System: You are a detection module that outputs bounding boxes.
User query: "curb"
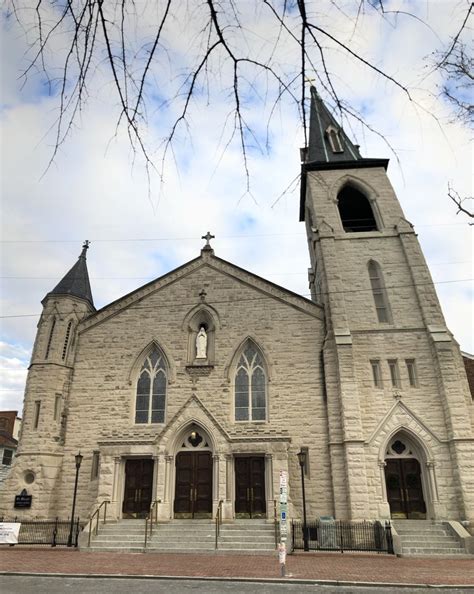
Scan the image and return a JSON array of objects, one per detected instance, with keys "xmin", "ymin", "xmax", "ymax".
[{"xmin": 1, "ymin": 572, "xmax": 473, "ymax": 588}]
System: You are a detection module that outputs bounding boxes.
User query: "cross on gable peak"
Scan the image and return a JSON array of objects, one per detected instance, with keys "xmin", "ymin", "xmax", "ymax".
[{"xmin": 201, "ymin": 231, "xmax": 215, "ymax": 252}]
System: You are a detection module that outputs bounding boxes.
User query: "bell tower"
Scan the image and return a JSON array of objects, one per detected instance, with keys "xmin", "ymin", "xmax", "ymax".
[
  {"xmin": 0, "ymin": 242, "xmax": 95, "ymax": 517},
  {"xmin": 301, "ymin": 87, "xmax": 473, "ymax": 522}
]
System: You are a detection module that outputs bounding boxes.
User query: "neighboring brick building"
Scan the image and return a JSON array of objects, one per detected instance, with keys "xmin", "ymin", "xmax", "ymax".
[
  {"xmin": 0, "ymin": 411, "xmax": 21, "ymax": 485},
  {"xmin": 1, "ymin": 88, "xmax": 472, "ymax": 528}
]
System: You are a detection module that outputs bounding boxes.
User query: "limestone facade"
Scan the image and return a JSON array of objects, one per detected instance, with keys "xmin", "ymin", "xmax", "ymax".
[{"xmin": 1, "ymin": 93, "xmax": 472, "ymax": 527}]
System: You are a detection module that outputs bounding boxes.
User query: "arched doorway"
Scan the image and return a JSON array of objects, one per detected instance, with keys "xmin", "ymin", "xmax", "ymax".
[
  {"xmin": 174, "ymin": 425, "xmax": 213, "ymax": 519},
  {"xmin": 384, "ymin": 436, "xmax": 426, "ymax": 519}
]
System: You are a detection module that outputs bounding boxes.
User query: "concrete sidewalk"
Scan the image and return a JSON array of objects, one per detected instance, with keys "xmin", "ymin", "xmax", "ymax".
[{"xmin": 0, "ymin": 548, "xmax": 473, "ymax": 587}]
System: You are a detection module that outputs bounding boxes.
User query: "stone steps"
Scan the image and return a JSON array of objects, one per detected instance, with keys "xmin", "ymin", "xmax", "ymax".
[
  {"xmin": 393, "ymin": 520, "xmax": 470, "ymax": 557},
  {"xmin": 85, "ymin": 518, "xmax": 277, "ymax": 554}
]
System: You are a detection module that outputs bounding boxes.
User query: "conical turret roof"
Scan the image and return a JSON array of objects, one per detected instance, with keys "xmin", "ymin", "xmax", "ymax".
[{"xmin": 44, "ymin": 241, "xmax": 94, "ymax": 308}]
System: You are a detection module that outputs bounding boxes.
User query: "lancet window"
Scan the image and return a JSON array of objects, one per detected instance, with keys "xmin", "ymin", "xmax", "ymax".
[
  {"xmin": 235, "ymin": 342, "xmax": 267, "ymax": 421},
  {"xmin": 368, "ymin": 260, "xmax": 391, "ymax": 323},
  {"xmin": 135, "ymin": 348, "xmax": 167, "ymax": 424}
]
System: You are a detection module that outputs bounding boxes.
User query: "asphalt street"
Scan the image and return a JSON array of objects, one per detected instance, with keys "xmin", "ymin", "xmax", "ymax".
[{"xmin": 1, "ymin": 576, "xmax": 473, "ymax": 594}]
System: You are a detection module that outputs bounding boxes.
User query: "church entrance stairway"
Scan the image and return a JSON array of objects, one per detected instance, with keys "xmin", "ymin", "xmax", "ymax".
[
  {"xmin": 83, "ymin": 519, "xmax": 277, "ymax": 554},
  {"xmin": 393, "ymin": 520, "xmax": 471, "ymax": 557}
]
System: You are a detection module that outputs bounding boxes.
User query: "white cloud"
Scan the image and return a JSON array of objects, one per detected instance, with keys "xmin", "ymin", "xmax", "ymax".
[{"xmin": 0, "ymin": 2, "xmax": 472, "ymax": 413}]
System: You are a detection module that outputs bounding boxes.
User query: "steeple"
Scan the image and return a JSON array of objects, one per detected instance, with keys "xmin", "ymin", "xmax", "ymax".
[
  {"xmin": 44, "ymin": 241, "xmax": 94, "ymax": 308},
  {"xmin": 307, "ymin": 86, "xmax": 363, "ymax": 164},
  {"xmin": 300, "ymin": 86, "xmax": 389, "ymax": 220}
]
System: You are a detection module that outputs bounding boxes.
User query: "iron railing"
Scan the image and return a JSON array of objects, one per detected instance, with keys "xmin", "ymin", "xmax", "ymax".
[
  {"xmin": 291, "ymin": 519, "xmax": 394, "ymax": 554},
  {"xmin": 215, "ymin": 499, "xmax": 223, "ymax": 549},
  {"xmin": 144, "ymin": 499, "xmax": 161, "ymax": 547},
  {"xmin": 86, "ymin": 500, "xmax": 110, "ymax": 547},
  {"xmin": 0, "ymin": 517, "xmax": 80, "ymax": 547}
]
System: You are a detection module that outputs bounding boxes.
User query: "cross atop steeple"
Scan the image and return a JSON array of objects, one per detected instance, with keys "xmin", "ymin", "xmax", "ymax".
[
  {"xmin": 80, "ymin": 240, "xmax": 90, "ymax": 257},
  {"xmin": 201, "ymin": 231, "xmax": 215, "ymax": 251}
]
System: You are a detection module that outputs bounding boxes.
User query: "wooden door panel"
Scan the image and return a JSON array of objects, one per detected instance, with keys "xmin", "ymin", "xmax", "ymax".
[
  {"xmin": 174, "ymin": 451, "xmax": 212, "ymax": 517},
  {"xmin": 385, "ymin": 458, "xmax": 426, "ymax": 519},
  {"xmin": 123, "ymin": 459, "xmax": 154, "ymax": 517},
  {"xmin": 235, "ymin": 456, "xmax": 266, "ymax": 518}
]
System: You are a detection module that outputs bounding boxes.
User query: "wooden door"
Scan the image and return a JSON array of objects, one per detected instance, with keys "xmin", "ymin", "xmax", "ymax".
[
  {"xmin": 122, "ymin": 459, "xmax": 154, "ymax": 518},
  {"xmin": 174, "ymin": 451, "xmax": 212, "ymax": 518},
  {"xmin": 235, "ymin": 457, "xmax": 266, "ymax": 518},
  {"xmin": 385, "ymin": 458, "xmax": 426, "ymax": 519}
]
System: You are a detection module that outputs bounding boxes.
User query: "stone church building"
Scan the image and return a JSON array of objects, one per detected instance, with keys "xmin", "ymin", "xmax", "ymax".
[{"xmin": 1, "ymin": 88, "xmax": 472, "ymax": 529}]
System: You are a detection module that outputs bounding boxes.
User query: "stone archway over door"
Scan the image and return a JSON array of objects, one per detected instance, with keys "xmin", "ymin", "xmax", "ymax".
[{"xmin": 384, "ymin": 438, "xmax": 426, "ymax": 519}]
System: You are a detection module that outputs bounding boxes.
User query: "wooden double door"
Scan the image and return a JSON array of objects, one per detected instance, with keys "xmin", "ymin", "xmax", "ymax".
[
  {"xmin": 235, "ymin": 456, "xmax": 266, "ymax": 518},
  {"xmin": 174, "ymin": 451, "xmax": 213, "ymax": 518},
  {"xmin": 385, "ymin": 458, "xmax": 426, "ymax": 519},
  {"xmin": 122, "ymin": 459, "xmax": 154, "ymax": 518}
]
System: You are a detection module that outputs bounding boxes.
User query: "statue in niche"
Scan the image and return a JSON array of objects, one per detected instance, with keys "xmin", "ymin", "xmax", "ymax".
[{"xmin": 196, "ymin": 325, "xmax": 208, "ymax": 359}]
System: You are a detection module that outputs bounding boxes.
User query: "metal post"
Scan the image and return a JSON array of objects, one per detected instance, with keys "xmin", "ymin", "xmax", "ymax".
[
  {"xmin": 297, "ymin": 449, "xmax": 309, "ymax": 551},
  {"xmin": 67, "ymin": 452, "xmax": 83, "ymax": 547}
]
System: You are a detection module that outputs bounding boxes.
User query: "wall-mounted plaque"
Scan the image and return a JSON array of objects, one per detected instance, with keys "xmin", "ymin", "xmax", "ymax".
[{"xmin": 14, "ymin": 489, "xmax": 32, "ymax": 508}]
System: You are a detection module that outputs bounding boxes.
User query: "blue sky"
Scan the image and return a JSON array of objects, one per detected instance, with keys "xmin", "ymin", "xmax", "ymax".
[{"xmin": 0, "ymin": 1, "xmax": 472, "ymax": 412}]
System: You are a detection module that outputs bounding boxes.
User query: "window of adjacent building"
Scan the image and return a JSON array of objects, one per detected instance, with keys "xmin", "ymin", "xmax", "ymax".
[
  {"xmin": 135, "ymin": 348, "xmax": 167, "ymax": 424},
  {"xmin": 368, "ymin": 260, "xmax": 391, "ymax": 323},
  {"xmin": 388, "ymin": 360, "xmax": 401, "ymax": 388},
  {"xmin": 91, "ymin": 451, "xmax": 100, "ymax": 480},
  {"xmin": 34, "ymin": 400, "xmax": 41, "ymax": 429},
  {"xmin": 235, "ymin": 342, "xmax": 267, "ymax": 422},
  {"xmin": 337, "ymin": 185, "xmax": 378, "ymax": 232},
  {"xmin": 62, "ymin": 320, "xmax": 73, "ymax": 360},
  {"xmin": 54, "ymin": 394, "xmax": 62, "ymax": 421},
  {"xmin": 45, "ymin": 319, "xmax": 56, "ymax": 359},
  {"xmin": 2, "ymin": 448, "xmax": 13, "ymax": 466},
  {"xmin": 326, "ymin": 125, "xmax": 344, "ymax": 153},
  {"xmin": 406, "ymin": 359, "xmax": 418, "ymax": 387},
  {"xmin": 371, "ymin": 360, "xmax": 383, "ymax": 388}
]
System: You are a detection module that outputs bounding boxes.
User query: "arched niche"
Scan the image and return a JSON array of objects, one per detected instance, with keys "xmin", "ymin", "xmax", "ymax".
[{"xmin": 183, "ymin": 306, "xmax": 219, "ymax": 365}]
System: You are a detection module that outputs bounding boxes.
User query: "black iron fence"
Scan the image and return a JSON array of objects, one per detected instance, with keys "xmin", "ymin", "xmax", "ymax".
[
  {"xmin": 0, "ymin": 518, "xmax": 80, "ymax": 547},
  {"xmin": 291, "ymin": 519, "xmax": 394, "ymax": 554}
]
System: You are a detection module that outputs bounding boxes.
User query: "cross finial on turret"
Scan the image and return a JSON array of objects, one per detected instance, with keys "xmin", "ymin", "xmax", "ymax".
[
  {"xmin": 201, "ymin": 231, "xmax": 215, "ymax": 250},
  {"xmin": 80, "ymin": 240, "xmax": 90, "ymax": 258}
]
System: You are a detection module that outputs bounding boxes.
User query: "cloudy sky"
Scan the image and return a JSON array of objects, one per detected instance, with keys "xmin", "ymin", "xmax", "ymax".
[{"xmin": 1, "ymin": 1, "xmax": 472, "ymax": 413}]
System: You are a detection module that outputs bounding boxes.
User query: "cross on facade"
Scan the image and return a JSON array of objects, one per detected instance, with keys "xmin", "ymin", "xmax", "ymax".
[
  {"xmin": 199, "ymin": 288, "xmax": 207, "ymax": 302},
  {"xmin": 201, "ymin": 231, "xmax": 215, "ymax": 248}
]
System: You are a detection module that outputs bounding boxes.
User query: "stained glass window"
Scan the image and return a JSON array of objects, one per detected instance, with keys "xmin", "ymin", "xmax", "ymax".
[
  {"xmin": 135, "ymin": 349, "xmax": 167, "ymax": 424},
  {"xmin": 235, "ymin": 343, "xmax": 267, "ymax": 421}
]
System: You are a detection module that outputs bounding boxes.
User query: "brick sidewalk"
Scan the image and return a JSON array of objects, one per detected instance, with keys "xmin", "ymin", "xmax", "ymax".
[{"xmin": 0, "ymin": 549, "xmax": 473, "ymax": 586}]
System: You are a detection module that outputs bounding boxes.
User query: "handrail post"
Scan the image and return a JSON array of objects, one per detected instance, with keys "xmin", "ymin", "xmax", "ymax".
[{"xmin": 215, "ymin": 500, "xmax": 223, "ymax": 550}]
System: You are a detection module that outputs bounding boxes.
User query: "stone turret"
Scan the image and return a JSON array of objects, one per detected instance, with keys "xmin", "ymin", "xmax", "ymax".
[{"xmin": 0, "ymin": 243, "xmax": 95, "ymax": 517}]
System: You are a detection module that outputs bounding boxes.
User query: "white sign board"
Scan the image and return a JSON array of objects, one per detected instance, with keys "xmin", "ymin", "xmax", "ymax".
[{"xmin": 0, "ymin": 523, "xmax": 21, "ymax": 544}]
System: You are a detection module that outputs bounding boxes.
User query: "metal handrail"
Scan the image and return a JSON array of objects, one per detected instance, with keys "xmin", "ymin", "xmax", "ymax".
[
  {"xmin": 87, "ymin": 500, "xmax": 110, "ymax": 547},
  {"xmin": 144, "ymin": 499, "xmax": 161, "ymax": 548},
  {"xmin": 273, "ymin": 499, "xmax": 279, "ymax": 549},
  {"xmin": 214, "ymin": 499, "xmax": 224, "ymax": 549}
]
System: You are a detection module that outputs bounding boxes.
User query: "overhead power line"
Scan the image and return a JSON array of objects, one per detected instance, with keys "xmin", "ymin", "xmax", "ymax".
[{"xmin": 0, "ymin": 277, "xmax": 471, "ymax": 320}]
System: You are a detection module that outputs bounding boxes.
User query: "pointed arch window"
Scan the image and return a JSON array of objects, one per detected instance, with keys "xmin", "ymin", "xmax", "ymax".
[
  {"xmin": 326, "ymin": 125, "xmax": 344, "ymax": 153},
  {"xmin": 62, "ymin": 320, "xmax": 73, "ymax": 360},
  {"xmin": 135, "ymin": 348, "xmax": 167, "ymax": 424},
  {"xmin": 368, "ymin": 260, "xmax": 391, "ymax": 323},
  {"xmin": 337, "ymin": 185, "xmax": 377, "ymax": 232},
  {"xmin": 235, "ymin": 342, "xmax": 267, "ymax": 421},
  {"xmin": 45, "ymin": 319, "xmax": 56, "ymax": 359}
]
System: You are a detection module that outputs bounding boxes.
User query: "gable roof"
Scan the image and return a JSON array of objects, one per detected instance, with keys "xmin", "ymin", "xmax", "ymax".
[{"xmin": 79, "ymin": 248, "xmax": 323, "ymax": 332}]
